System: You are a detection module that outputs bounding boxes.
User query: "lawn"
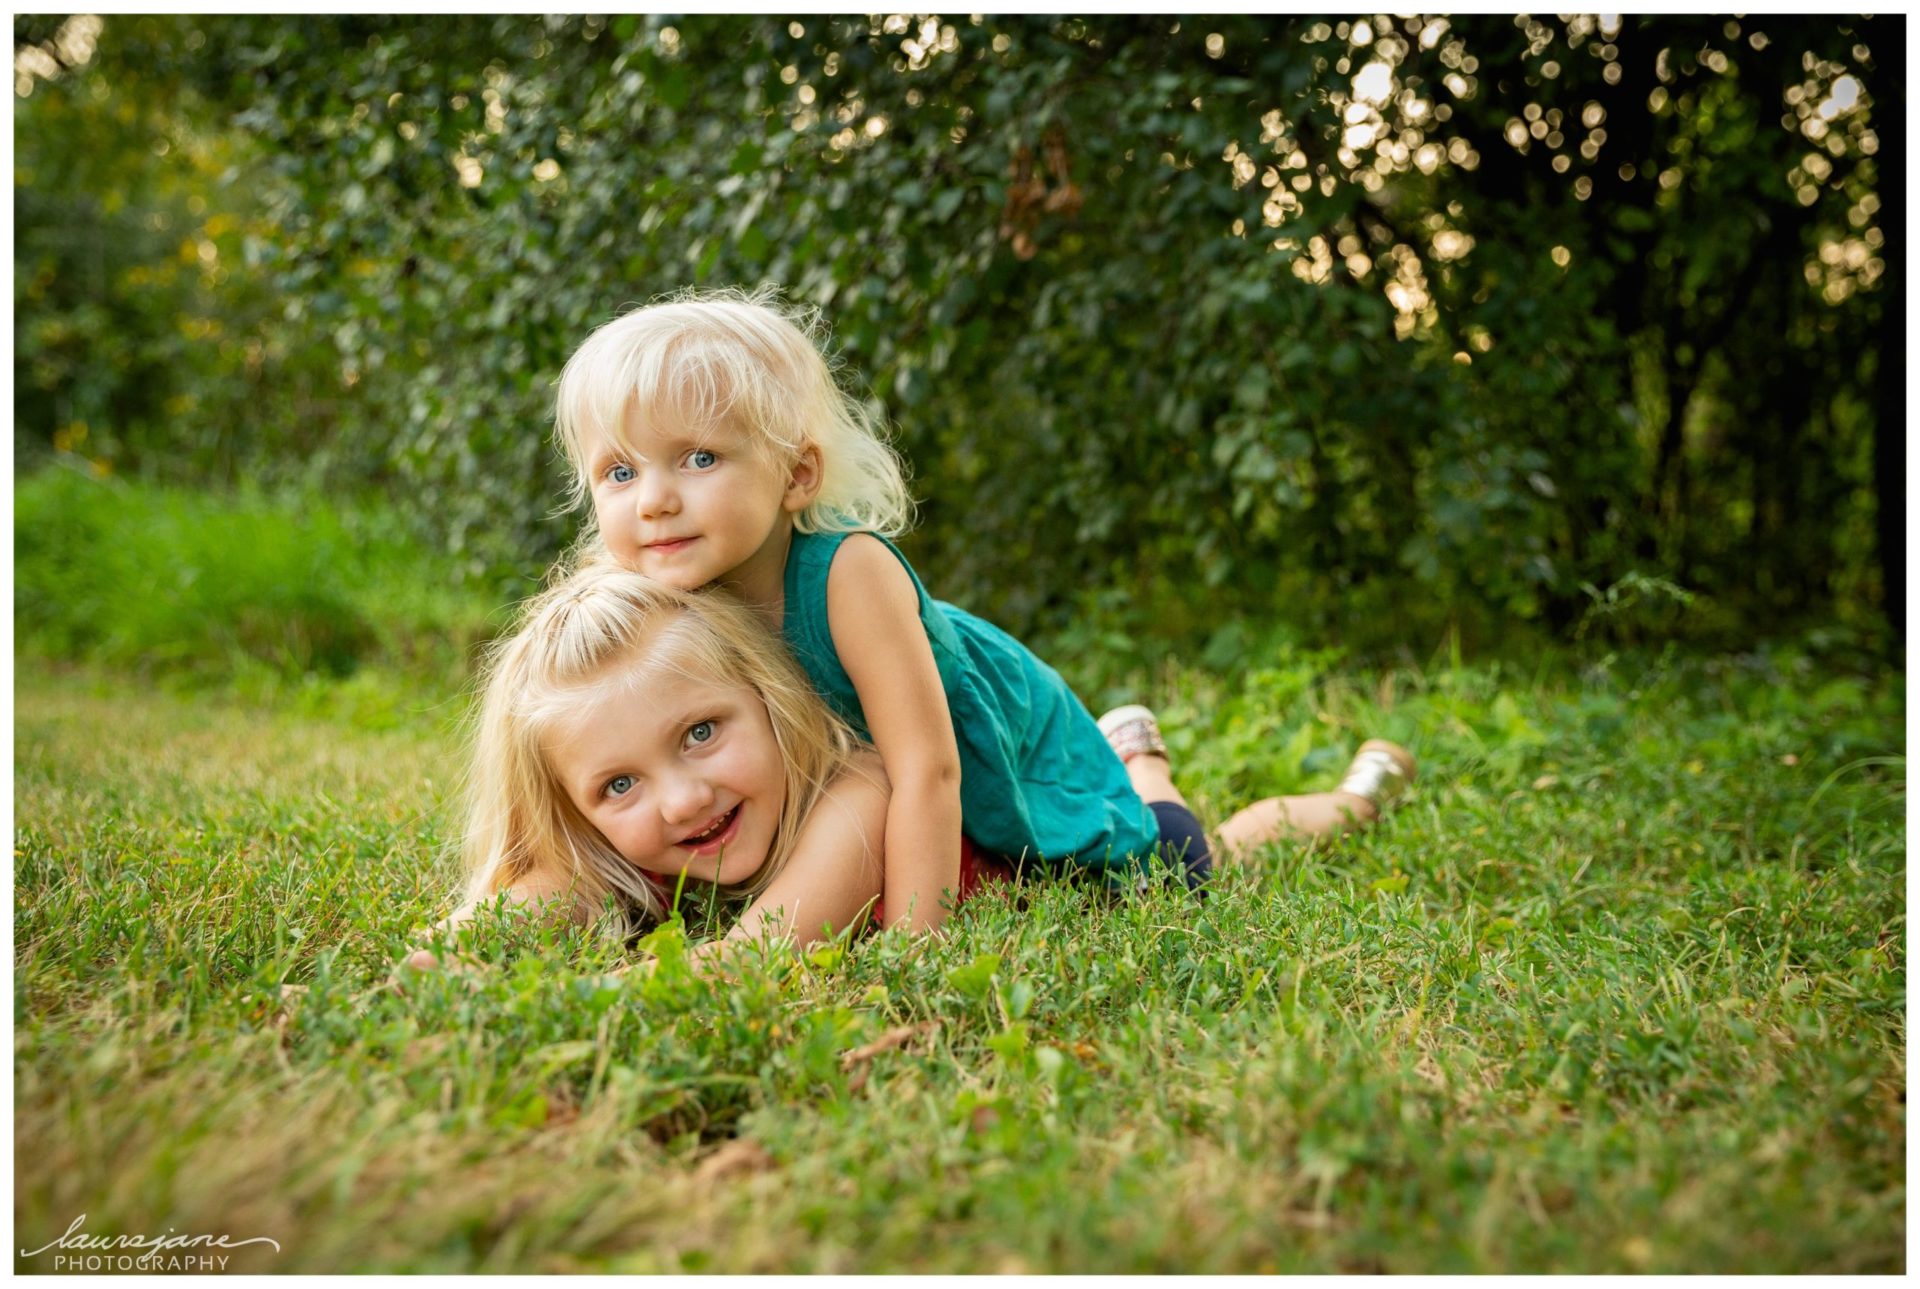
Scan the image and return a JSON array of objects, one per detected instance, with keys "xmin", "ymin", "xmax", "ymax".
[{"xmin": 12, "ymin": 641, "xmax": 1904, "ymax": 1272}]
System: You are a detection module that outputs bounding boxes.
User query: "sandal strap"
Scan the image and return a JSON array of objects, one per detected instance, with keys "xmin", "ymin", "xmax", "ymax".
[
  {"xmin": 1097, "ymin": 705, "xmax": 1168, "ymax": 763},
  {"xmin": 1338, "ymin": 746, "xmax": 1411, "ymax": 804}
]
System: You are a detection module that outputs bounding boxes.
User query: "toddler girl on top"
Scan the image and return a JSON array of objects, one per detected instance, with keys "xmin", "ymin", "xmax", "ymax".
[{"xmin": 540, "ymin": 288, "xmax": 1412, "ymax": 932}]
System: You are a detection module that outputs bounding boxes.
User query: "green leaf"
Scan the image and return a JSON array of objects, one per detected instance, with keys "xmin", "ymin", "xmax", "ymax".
[
  {"xmin": 930, "ymin": 187, "xmax": 965, "ymax": 223},
  {"xmin": 947, "ymin": 952, "xmax": 1001, "ymax": 999},
  {"xmin": 985, "ymin": 1021, "xmax": 1029, "ymax": 1061},
  {"xmin": 729, "ymin": 138, "xmax": 764, "ymax": 175},
  {"xmin": 1001, "ymin": 977, "xmax": 1034, "ymax": 1020}
]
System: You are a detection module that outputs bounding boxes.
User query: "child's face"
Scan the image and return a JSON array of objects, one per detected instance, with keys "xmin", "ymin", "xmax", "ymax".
[
  {"xmin": 548, "ymin": 664, "xmax": 787, "ymax": 888},
  {"xmin": 583, "ymin": 409, "xmax": 811, "ymax": 594}
]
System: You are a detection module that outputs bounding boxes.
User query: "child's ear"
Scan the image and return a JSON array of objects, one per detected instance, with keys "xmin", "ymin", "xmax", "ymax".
[{"xmin": 784, "ymin": 443, "xmax": 824, "ymax": 512}]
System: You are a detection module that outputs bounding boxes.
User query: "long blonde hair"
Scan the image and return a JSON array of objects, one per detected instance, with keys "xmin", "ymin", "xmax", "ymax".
[
  {"xmin": 553, "ymin": 285, "xmax": 914, "ymax": 538},
  {"xmin": 458, "ymin": 555, "xmax": 858, "ymax": 932}
]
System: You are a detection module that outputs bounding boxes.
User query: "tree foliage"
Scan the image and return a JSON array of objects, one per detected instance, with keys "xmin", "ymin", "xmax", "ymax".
[{"xmin": 14, "ymin": 14, "xmax": 1901, "ymax": 647}]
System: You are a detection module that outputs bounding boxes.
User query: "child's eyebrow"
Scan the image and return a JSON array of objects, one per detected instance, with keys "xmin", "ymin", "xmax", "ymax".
[
  {"xmin": 585, "ymin": 440, "xmax": 629, "ymax": 468},
  {"xmin": 670, "ymin": 423, "xmax": 734, "ymax": 453},
  {"xmin": 593, "ymin": 424, "xmax": 732, "ymax": 467},
  {"xmin": 552, "ymin": 740, "xmax": 621, "ymax": 796},
  {"xmin": 667, "ymin": 704, "xmax": 718, "ymax": 730}
]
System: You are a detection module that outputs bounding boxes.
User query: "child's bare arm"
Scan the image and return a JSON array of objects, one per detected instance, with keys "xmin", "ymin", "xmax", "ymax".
[
  {"xmin": 710, "ymin": 749, "xmax": 890, "ymax": 959},
  {"xmin": 826, "ymin": 533, "xmax": 963, "ymax": 934},
  {"xmin": 594, "ymin": 758, "xmax": 886, "ymax": 986}
]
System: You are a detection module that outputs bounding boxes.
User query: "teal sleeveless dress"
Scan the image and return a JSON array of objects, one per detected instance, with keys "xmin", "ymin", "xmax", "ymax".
[{"xmin": 781, "ymin": 529, "xmax": 1160, "ymax": 876}]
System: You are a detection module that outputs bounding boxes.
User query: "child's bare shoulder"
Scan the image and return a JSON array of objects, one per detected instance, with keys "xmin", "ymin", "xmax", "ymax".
[
  {"xmin": 824, "ymin": 532, "xmax": 919, "ymax": 625},
  {"xmin": 836, "ymin": 745, "xmax": 891, "ymax": 794},
  {"xmin": 826, "ymin": 530, "xmax": 901, "ymax": 582}
]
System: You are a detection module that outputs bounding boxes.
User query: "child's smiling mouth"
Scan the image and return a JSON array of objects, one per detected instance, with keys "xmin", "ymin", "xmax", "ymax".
[
  {"xmin": 679, "ymin": 803, "xmax": 742, "ymax": 854},
  {"xmin": 645, "ymin": 537, "xmax": 698, "ymax": 555}
]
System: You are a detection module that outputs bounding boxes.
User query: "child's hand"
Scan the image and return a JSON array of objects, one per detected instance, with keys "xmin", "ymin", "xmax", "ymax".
[{"xmin": 392, "ymin": 945, "xmax": 487, "ymax": 991}]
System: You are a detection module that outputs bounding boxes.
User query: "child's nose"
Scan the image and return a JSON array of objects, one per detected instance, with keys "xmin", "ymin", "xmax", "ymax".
[
  {"xmin": 661, "ymin": 773, "xmax": 715, "ymax": 826},
  {"xmin": 634, "ymin": 468, "xmax": 677, "ymax": 518}
]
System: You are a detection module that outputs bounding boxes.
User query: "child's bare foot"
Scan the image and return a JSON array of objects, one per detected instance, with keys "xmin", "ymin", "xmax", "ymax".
[{"xmin": 1205, "ymin": 737, "xmax": 1418, "ymax": 861}]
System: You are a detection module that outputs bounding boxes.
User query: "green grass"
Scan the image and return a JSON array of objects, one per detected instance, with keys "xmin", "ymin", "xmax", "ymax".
[
  {"xmin": 15, "ymin": 468, "xmax": 505, "ymax": 691},
  {"xmin": 14, "ymin": 634, "xmax": 1904, "ymax": 1272}
]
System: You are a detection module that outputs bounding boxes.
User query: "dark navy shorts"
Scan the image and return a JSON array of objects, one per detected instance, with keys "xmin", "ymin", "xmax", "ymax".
[
  {"xmin": 892, "ymin": 806, "xmax": 1215, "ymax": 920},
  {"xmin": 1149, "ymin": 800, "xmax": 1214, "ymax": 892}
]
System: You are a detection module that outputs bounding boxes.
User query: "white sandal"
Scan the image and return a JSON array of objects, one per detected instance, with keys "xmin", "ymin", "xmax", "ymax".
[
  {"xmin": 1337, "ymin": 739, "xmax": 1417, "ymax": 808},
  {"xmin": 1097, "ymin": 704, "xmax": 1168, "ymax": 764}
]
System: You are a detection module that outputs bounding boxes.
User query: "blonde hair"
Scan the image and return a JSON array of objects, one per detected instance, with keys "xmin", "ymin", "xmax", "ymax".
[
  {"xmin": 457, "ymin": 554, "xmax": 859, "ymax": 934},
  {"xmin": 553, "ymin": 285, "xmax": 914, "ymax": 538}
]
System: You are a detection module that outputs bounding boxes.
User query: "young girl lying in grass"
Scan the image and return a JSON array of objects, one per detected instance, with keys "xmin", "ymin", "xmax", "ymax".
[
  {"xmin": 427, "ymin": 558, "xmax": 890, "ymax": 963},
  {"xmin": 415, "ymin": 559, "xmax": 1413, "ymax": 969}
]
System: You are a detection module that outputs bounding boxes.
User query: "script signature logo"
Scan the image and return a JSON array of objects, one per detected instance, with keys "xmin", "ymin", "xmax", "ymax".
[{"xmin": 21, "ymin": 1213, "xmax": 282, "ymax": 1268}]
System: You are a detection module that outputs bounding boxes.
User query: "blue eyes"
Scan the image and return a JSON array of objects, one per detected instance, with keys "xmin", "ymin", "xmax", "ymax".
[
  {"xmin": 601, "ymin": 451, "xmax": 717, "ymax": 484},
  {"xmin": 598, "ymin": 722, "xmax": 714, "ymax": 800}
]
